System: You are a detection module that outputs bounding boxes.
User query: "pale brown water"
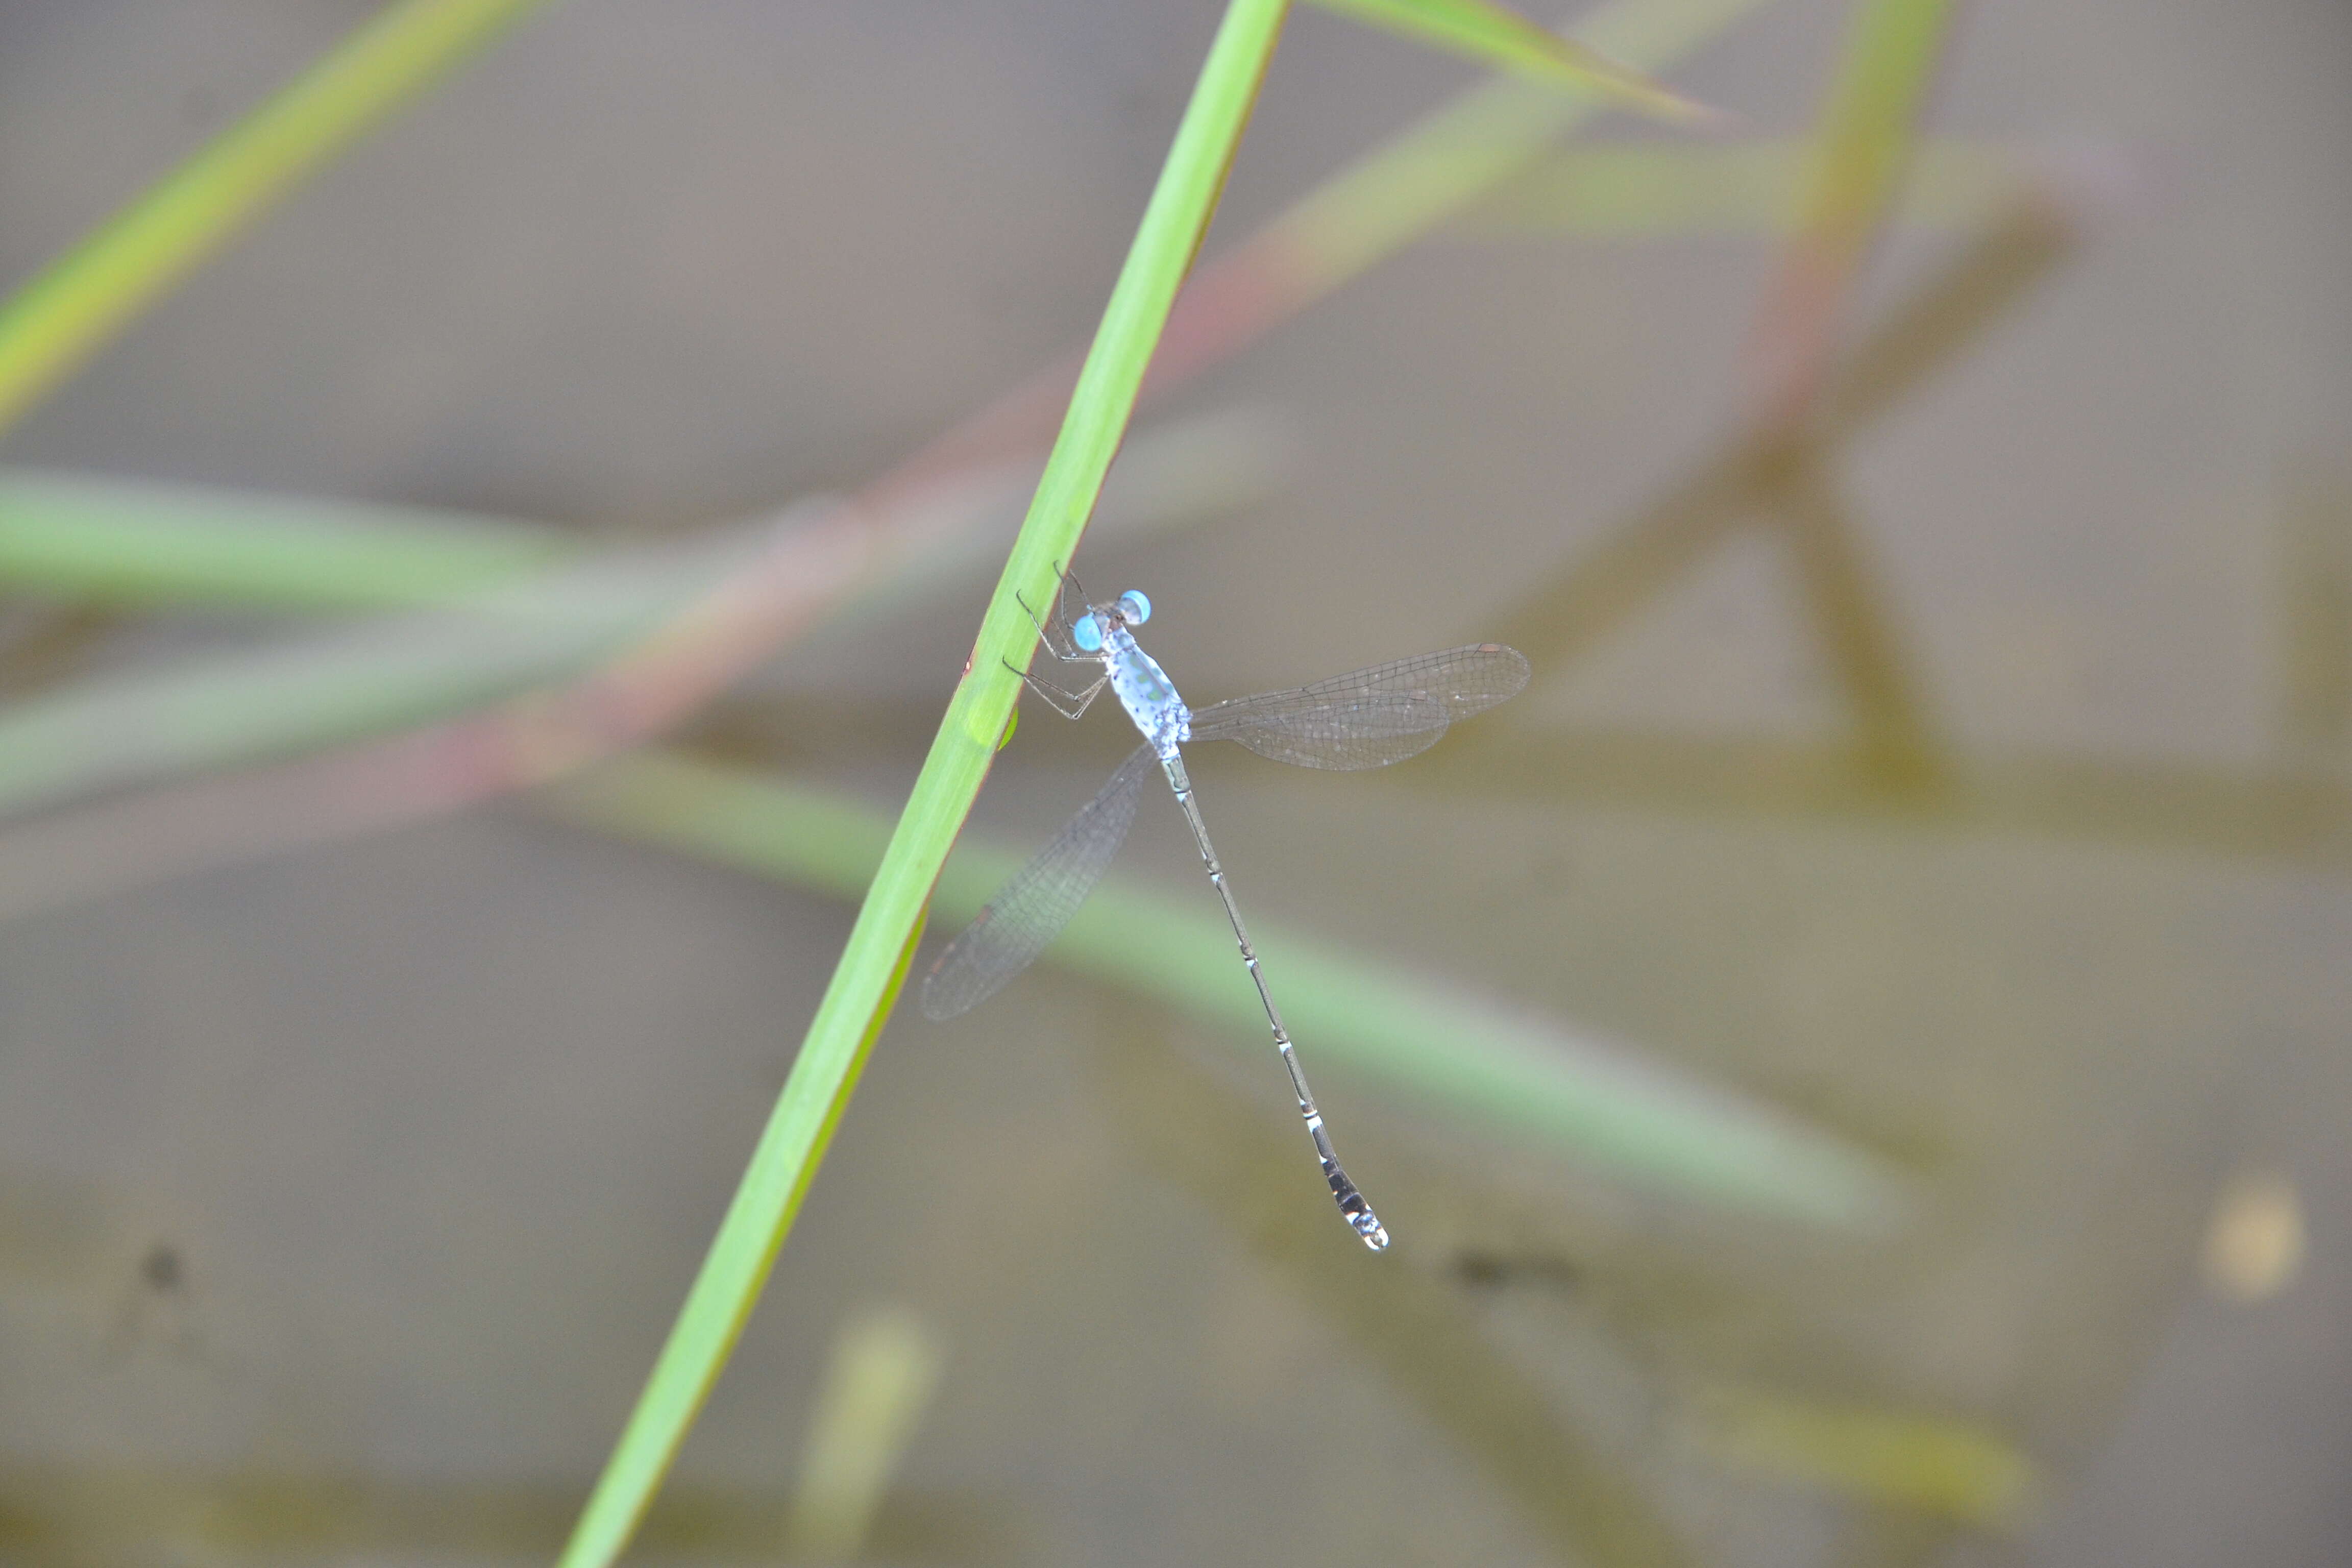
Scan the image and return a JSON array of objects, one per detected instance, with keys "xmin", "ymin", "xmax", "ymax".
[{"xmin": 0, "ymin": 2, "xmax": 2346, "ymax": 1564}]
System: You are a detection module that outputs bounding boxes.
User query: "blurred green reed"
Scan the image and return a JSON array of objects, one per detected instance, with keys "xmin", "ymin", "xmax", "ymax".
[
  {"xmin": 785, "ymin": 1306, "xmax": 948, "ymax": 1562},
  {"xmin": 1457, "ymin": 138, "xmax": 2024, "ymax": 237},
  {"xmin": 0, "ymin": 0, "xmax": 560, "ymax": 437},
  {"xmin": 0, "ymin": 529, "xmax": 749, "ymax": 818},
  {"xmin": 0, "ymin": 414, "xmax": 1277, "ymax": 821},
  {"xmin": 1746, "ymin": 0, "xmax": 1960, "ymax": 421},
  {"xmin": 1682, "ymin": 1383, "xmax": 2034, "ymax": 1530},
  {"xmin": 1310, "ymin": 0, "xmax": 1718, "ymax": 121},
  {"xmin": 0, "ymin": 470, "xmax": 570, "ymax": 610},
  {"xmin": 547, "ymin": 750, "xmax": 1906, "ymax": 1230},
  {"xmin": 1741, "ymin": 0, "xmax": 1958, "ymax": 783}
]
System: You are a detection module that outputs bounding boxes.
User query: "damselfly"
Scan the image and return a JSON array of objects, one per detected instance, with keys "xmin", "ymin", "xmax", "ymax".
[{"xmin": 923, "ymin": 572, "xmax": 1529, "ymax": 1250}]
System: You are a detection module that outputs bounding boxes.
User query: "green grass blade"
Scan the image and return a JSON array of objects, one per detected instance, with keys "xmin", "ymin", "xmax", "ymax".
[
  {"xmin": 548, "ymin": 751, "xmax": 1907, "ymax": 1231},
  {"xmin": 783, "ymin": 1306, "xmax": 947, "ymax": 1561},
  {"xmin": 1239, "ymin": 0, "xmax": 1771, "ymax": 304},
  {"xmin": 0, "ymin": 0, "xmax": 557, "ymax": 437},
  {"xmin": 0, "ymin": 408, "xmax": 1276, "ymax": 617},
  {"xmin": 0, "ymin": 470, "xmax": 571, "ymax": 610},
  {"xmin": 1302, "ymin": 0, "xmax": 1718, "ymax": 125},
  {"xmin": 0, "ymin": 525, "xmax": 774, "ymax": 821},
  {"xmin": 565, "ymin": 910, "xmax": 925, "ymax": 1561},
  {"xmin": 555, "ymin": 3, "xmax": 1294, "ymax": 1560},
  {"xmin": 1747, "ymin": 0, "xmax": 1960, "ymax": 418},
  {"xmin": 0, "ymin": 415, "xmax": 1279, "ymax": 825},
  {"xmin": 1455, "ymin": 139, "xmax": 2024, "ymax": 238}
]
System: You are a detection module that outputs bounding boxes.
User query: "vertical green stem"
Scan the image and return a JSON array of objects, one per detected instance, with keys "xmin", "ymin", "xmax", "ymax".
[{"xmin": 556, "ymin": 3, "xmax": 1291, "ymax": 1562}]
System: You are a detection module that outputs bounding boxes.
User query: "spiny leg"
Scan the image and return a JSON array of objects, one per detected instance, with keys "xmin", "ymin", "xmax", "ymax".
[
  {"xmin": 1054, "ymin": 561, "xmax": 1093, "ymax": 628},
  {"xmin": 1016, "ymin": 562, "xmax": 1107, "ymax": 666},
  {"xmin": 1009, "ymin": 560, "xmax": 1110, "ymax": 716},
  {"xmin": 1009, "ymin": 659, "xmax": 1109, "ymax": 720},
  {"xmin": 1016, "ymin": 584, "xmax": 1082, "ymax": 662}
]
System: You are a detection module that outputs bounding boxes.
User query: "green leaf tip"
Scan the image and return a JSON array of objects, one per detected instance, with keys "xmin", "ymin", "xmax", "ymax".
[{"xmin": 1304, "ymin": 0, "xmax": 1724, "ymax": 127}]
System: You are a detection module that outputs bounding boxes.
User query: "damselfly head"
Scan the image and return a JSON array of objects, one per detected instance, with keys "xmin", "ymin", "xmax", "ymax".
[{"xmin": 1073, "ymin": 590, "xmax": 1150, "ymax": 653}]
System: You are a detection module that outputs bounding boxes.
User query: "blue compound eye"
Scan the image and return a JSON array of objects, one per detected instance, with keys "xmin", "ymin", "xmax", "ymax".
[
  {"xmin": 1071, "ymin": 612, "xmax": 1104, "ymax": 652},
  {"xmin": 1117, "ymin": 590, "xmax": 1152, "ymax": 625}
]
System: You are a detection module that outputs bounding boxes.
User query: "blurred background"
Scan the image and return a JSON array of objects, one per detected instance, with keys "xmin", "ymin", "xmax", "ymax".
[{"xmin": 0, "ymin": 1, "xmax": 2346, "ymax": 1563}]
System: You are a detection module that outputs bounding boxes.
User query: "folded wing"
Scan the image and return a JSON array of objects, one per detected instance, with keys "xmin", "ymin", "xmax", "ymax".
[{"xmin": 920, "ymin": 743, "xmax": 1159, "ymax": 1021}]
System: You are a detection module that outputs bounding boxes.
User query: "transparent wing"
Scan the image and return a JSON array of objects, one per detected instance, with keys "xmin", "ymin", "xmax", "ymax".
[
  {"xmin": 920, "ymin": 744, "xmax": 1158, "ymax": 1021},
  {"xmin": 1188, "ymin": 643, "xmax": 1531, "ymax": 770}
]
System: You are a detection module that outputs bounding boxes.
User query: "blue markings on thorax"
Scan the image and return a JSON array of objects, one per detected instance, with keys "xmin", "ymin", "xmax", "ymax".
[{"xmin": 1102, "ymin": 624, "xmax": 1191, "ymax": 758}]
